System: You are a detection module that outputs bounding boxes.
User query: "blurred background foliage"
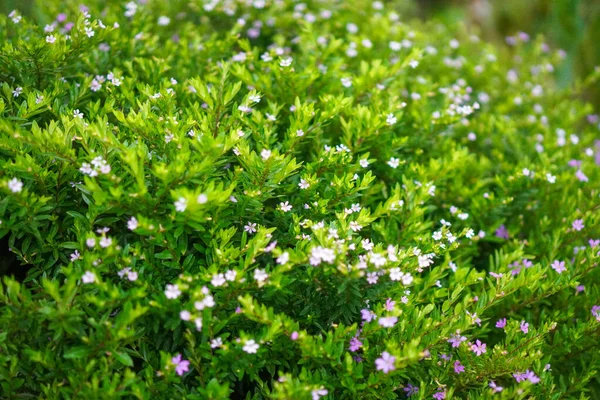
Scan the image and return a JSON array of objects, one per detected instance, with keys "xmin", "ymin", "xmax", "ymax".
[
  {"xmin": 418, "ymin": 0, "xmax": 600, "ymax": 106},
  {"xmin": 2, "ymin": 0, "xmax": 599, "ymax": 105}
]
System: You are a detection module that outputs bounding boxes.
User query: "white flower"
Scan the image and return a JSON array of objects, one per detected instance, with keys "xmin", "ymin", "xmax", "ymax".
[
  {"xmin": 127, "ymin": 271, "xmax": 138, "ymax": 281},
  {"xmin": 546, "ymin": 173, "xmax": 556, "ymax": 183},
  {"xmin": 279, "ymin": 201, "xmax": 292, "ymax": 212},
  {"xmin": 341, "ymin": 77, "xmax": 352, "ymax": 87},
  {"xmin": 243, "ymin": 339, "xmax": 260, "ymax": 353},
  {"xmin": 254, "ymin": 269, "xmax": 268, "ymax": 282},
  {"xmin": 349, "ymin": 221, "xmax": 362, "ymax": 232},
  {"xmin": 81, "ymin": 271, "xmax": 96, "ymax": 284},
  {"xmin": 279, "ymin": 57, "xmax": 293, "ymax": 67},
  {"xmin": 86, "ymin": 238, "xmax": 96, "ymax": 248},
  {"xmin": 84, "ymin": 27, "xmax": 94, "ymax": 37},
  {"xmin": 12, "ymin": 87, "xmax": 22, "ymax": 97},
  {"xmin": 458, "ymin": 213, "xmax": 469, "ymax": 220},
  {"xmin": 370, "ymin": 253, "xmax": 387, "ymax": 267},
  {"xmin": 359, "ymin": 159, "xmax": 369, "ymax": 168},
  {"xmin": 7, "ymin": 178, "xmax": 23, "ymax": 193},
  {"xmin": 157, "ymin": 16, "xmax": 171, "ymax": 26},
  {"xmin": 210, "ymin": 337, "xmax": 223, "ymax": 348},
  {"xmin": 244, "ymin": 222, "xmax": 257, "ymax": 234},
  {"xmin": 387, "ymin": 157, "xmax": 400, "ymax": 168},
  {"xmin": 225, "ymin": 270, "xmax": 237, "ymax": 281},
  {"xmin": 194, "ymin": 318, "xmax": 203, "ymax": 331},
  {"xmin": 175, "ymin": 197, "xmax": 188, "ymax": 212},
  {"xmin": 261, "ymin": 149, "xmax": 272, "ymax": 160},
  {"xmin": 211, "ymin": 273, "xmax": 226, "ymax": 287},
  {"xmin": 361, "ymin": 239, "xmax": 374, "ymax": 251},
  {"xmin": 46, "ymin": 35, "xmax": 56, "ymax": 44},
  {"xmin": 298, "ymin": 179, "xmax": 310, "ymax": 189},
  {"xmin": 466, "ymin": 229, "xmax": 475, "ymax": 239},
  {"xmin": 432, "ymin": 231, "xmax": 443, "ymax": 241},
  {"xmin": 73, "ymin": 109, "xmax": 84, "ymax": 119},
  {"xmin": 312, "ymin": 388, "xmax": 329, "ymax": 400},
  {"xmin": 386, "ymin": 113, "xmax": 397, "ymax": 125},
  {"xmin": 180, "ymin": 310, "xmax": 191, "ymax": 321},
  {"xmin": 276, "ymin": 252, "xmax": 290, "ymax": 265},
  {"xmin": 389, "ymin": 268, "xmax": 403, "ymax": 281},
  {"xmin": 165, "ymin": 284, "xmax": 182, "ymax": 299},
  {"xmin": 296, "ymin": 129, "xmax": 304, "ymax": 137},
  {"xmin": 127, "ymin": 217, "xmax": 138, "ymax": 230},
  {"xmin": 309, "ymin": 246, "xmax": 336, "ymax": 266},
  {"xmin": 197, "ymin": 193, "xmax": 208, "ymax": 204},
  {"xmin": 99, "ymin": 237, "xmax": 112, "ymax": 248}
]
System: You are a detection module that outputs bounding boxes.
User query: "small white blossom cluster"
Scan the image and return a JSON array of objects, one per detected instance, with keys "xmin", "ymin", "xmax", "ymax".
[{"xmin": 80, "ymin": 156, "xmax": 111, "ymax": 176}]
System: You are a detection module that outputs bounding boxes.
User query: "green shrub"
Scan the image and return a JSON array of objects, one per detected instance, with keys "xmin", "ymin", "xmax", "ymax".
[{"xmin": 1, "ymin": 1, "xmax": 599, "ymax": 399}]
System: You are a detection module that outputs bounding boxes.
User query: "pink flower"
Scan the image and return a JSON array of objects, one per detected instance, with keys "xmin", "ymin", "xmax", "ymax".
[
  {"xmin": 454, "ymin": 360, "xmax": 465, "ymax": 374},
  {"xmin": 290, "ymin": 331, "xmax": 299, "ymax": 340},
  {"xmin": 589, "ymin": 239, "xmax": 599, "ymax": 248},
  {"xmin": 385, "ymin": 298, "xmax": 396, "ymax": 311},
  {"xmin": 375, "ymin": 351, "xmax": 396, "ymax": 374},
  {"xmin": 470, "ymin": 340, "xmax": 487, "ymax": 356},
  {"xmin": 171, "ymin": 354, "xmax": 190, "ymax": 376},
  {"xmin": 551, "ymin": 260, "xmax": 566, "ymax": 274},
  {"xmin": 520, "ymin": 320, "xmax": 529, "ymax": 334},
  {"xmin": 433, "ymin": 389, "xmax": 446, "ymax": 400},
  {"xmin": 378, "ymin": 316, "xmax": 398, "ymax": 328},
  {"xmin": 572, "ymin": 219, "xmax": 584, "ymax": 231},
  {"xmin": 496, "ymin": 318, "xmax": 507, "ymax": 329}
]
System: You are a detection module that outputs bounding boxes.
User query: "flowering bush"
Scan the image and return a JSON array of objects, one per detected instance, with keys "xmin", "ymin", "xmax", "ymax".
[{"xmin": 1, "ymin": 1, "xmax": 600, "ymax": 399}]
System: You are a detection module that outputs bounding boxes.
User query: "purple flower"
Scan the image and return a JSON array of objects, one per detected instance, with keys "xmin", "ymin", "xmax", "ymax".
[
  {"xmin": 592, "ymin": 305, "xmax": 600, "ymax": 321},
  {"xmin": 496, "ymin": 318, "xmax": 507, "ymax": 329},
  {"xmin": 495, "ymin": 225, "xmax": 509, "ymax": 239},
  {"xmin": 433, "ymin": 389, "xmax": 446, "ymax": 400},
  {"xmin": 349, "ymin": 337, "xmax": 363, "ymax": 352},
  {"xmin": 454, "ymin": 360, "xmax": 465, "ymax": 374},
  {"xmin": 489, "ymin": 381, "xmax": 503, "ymax": 393},
  {"xmin": 447, "ymin": 332, "xmax": 467, "ymax": 348},
  {"xmin": 589, "ymin": 239, "xmax": 599, "ymax": 248},
  {"xmin": 551, "ymin": 260, "xmax": 566, "ymax": 274},
  {"xmin": 572, "ymin": 219, "xmax": 584, "ymax": 231},
  {"xmin": 576, "ymin": 285, "xmax": 585, "ymax": 293},
  {"xmin": 375, "ymin": 351, "xmax": 396, "ymax": 374},
  {"xmin": 470, "ymin": 340, "xmax": 487, "ymax": 356},
  {"xmin": 171, "ymin": 353, "xmax": 190, "ymax": 376},
  {"xmin": 403, "ymin": 383, "xmax": 419, "ymax": 397},
  {"xmin": 576, "ymin": 169, "xmax": 588, "ymax": 182},
  {"xmin": 361, "ymin": 309, "xmax": 376, "ymax": 322},
  {"xmin": 522, "ymin": 259, "xmax": 533, "ymax": 268},
  {"xmin": 520, "ymin": 320, "xmax": 529, "ymax": 334},
  {"xmin": 568, "ymin": 159, "xmax": 582, "ymax": 168},
  {"xmin": 513, "ymin": 370, "xmax": 540, "ymax": 384}
]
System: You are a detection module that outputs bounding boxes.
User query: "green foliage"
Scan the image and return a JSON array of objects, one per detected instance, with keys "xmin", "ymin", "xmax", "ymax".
[{"xmin": 0, "ymin": 1, "xmax": 599, "ymax": 399}]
